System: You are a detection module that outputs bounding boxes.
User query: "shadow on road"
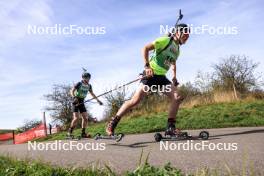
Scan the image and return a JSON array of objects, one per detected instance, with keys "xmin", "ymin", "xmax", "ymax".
[
  {"xmin": 211, "ymin": 129, "xmax": 264, "ymax": 138},
  {"xmin": 108, "ymin": 129, "xmax": 264, "ymax": 148},
  {"xmin": 109, "ymin": 137, "xmax": 220, "ymax": 148},
  {"xmin": 109, "ymin": 141, "xmax": 155, "ymax": 148}
]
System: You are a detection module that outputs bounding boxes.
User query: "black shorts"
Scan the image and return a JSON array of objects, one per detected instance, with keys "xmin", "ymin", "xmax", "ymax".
[
  {"xmin": 72, "ymin": 99, "xmax": 87, "ymax": 113},
  {"xmin": 140, "ymin": 74, "xmax": 171, "ymax": 87}
]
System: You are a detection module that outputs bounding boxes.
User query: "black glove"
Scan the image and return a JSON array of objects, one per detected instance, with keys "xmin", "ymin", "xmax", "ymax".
[
  {"xmin": 72, "ymin": 97, "xmax": 79, "ymax": 105},
  {"xmin": 174, "ymin": 80, "xmax": 179, "ymax": 87},
  {"xmin": 98, "ymin": 101, "xmax": 103, "ymax": 105},
  {"xmin": 93, "ymin": 118, "xmax": 98, "ymax": 123},
  {"xmin": 172, "ymin": 78, "xmax": 179, "ymax": 87},
  {"xmin": 88, "ymin": 117, "xmax": 97, "ymax": 123}
]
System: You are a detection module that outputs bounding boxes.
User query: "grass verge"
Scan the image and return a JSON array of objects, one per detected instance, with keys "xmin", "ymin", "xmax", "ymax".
[
  {"xmin": 37, "ymin": 100, "xmax": 264, "ymax": 142},
  {"xmin": 0, "ymin": 154, "xmax": 259, "ymax": 176}
]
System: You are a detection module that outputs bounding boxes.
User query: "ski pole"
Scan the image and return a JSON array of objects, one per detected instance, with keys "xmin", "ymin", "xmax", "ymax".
[
  {"xmin": 88, "ymin": 98, "xmax": 132, "ymax": 105},
  {"xmin": 175, "ymin": 9, "xmax": 184, "ymax": 27},
  {"xmin": 79, "ymin": 75, "xmax": 146, "ymax": 105},
  {"xmin": 169, "ymin": 9, "xmax": 184, "ymax": 36}
]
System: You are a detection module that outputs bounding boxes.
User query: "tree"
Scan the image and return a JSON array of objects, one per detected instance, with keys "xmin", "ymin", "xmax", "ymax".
[
  {"xmin": 44, "ymin": 84, "xmax": 73, "ymax": 126},
  {"xmin": 17, "ymin": 119, "xmax": 42, "ymax": 132},
  {"xmin": 212, "ymin": 55, "xmax": 259, "ymax": 93},
  {"xmin": 103, "ymin": 87, "xmax": 129, "ymax": 119},
  {"xmin": 194, "ymin": 71, "xmax": 213, "ymax": 93},
  {"xmin": 178, "ymin": 82, "xmax": 201, "ymax": 99}
]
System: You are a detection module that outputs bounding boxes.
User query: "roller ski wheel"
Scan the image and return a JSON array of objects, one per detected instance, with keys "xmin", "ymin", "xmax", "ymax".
[
  {"xmin": 199, "ymin": 131, "xmax": 209, "ymax": 140},
  {"xmin": 94, "ymin": 133, "xmax": 124, "ymax": 142},
  {"xmin": 94, "ymin": 133, "xmax": 101, "ymax": 140},
  {"xmin": 154, "ymin": 133, "xmax": 162, "ymax": 142}
]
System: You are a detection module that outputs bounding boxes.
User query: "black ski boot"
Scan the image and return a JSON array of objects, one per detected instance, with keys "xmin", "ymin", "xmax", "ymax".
[
  {"xmin": 165, "ymin": 118, "xmax": 182, "ymax": 136},
  {"xmin": 81, "ymin": 128, "xmax": 91, "ymax": 138},
  {"xmin": 66, "ymin": 127, "xmax": 75, "ymax": 139}
]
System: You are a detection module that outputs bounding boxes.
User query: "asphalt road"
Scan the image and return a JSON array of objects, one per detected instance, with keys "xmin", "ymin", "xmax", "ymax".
[{"xmin": 0, "ymin": 127, "xmax": 264, "ymax": 175}]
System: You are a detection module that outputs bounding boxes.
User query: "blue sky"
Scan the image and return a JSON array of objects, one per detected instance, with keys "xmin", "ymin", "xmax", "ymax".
[{"xmin": 0, "ymin": 0, "xmax": 263, "ymax": 129}]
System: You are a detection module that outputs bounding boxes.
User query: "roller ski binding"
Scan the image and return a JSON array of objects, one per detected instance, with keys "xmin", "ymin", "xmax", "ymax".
[
  {"xmin": 154, "ymin": 120, "xmax": 209, "ymax": 142},
  {"xmin": 65, "ymin": 132, "xmax": 81, "ymax": 140},
  {"xmin": 154, "ymin": 130, "xmax": 209, "ymax": 142},
  {"xmin": 65, "ymin": 128, "xmax": 91, "ymax": 140},
  {"xmin": 94, "ymin": 133, "xmax": 124, "ymax": 142}
]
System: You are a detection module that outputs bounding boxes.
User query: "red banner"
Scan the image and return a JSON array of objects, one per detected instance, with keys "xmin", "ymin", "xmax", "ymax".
[
  {"xmin": 0, "ymin": 133, "xmax": 13, "ymax": 141},
  {"xmin": 14, "ymin": 123, "xmax": 47, "ymax": 144}
]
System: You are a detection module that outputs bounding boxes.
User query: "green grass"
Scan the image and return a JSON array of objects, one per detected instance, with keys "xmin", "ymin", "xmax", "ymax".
[
  {"xmin": 0, "ymin": 155, "xmax": 184, "ymax": 176},
  {"xmin": 0, "ymin": 155, "xmax": 113, "ymax": 176},
  {"xmin": 38, "ymin": 100, "xmax": 264, "ymax": 142},
  {"xmin": 0, "ymin": 154, "xmax": 259, "ymax": 176}
]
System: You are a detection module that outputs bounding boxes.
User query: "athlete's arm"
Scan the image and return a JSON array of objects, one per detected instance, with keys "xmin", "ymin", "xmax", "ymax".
[
  {"xmin": 89, "ymin": 90, "xmax": 103, "ymax": 105},
  {"xmin": 70, "ymin": 87, "xmax": 79, "ymax": 105},
  {"xmin": 142, "ymin": 43, "xmax": 155, "ymax": 77},
  {"xmin": 71, "ymin": 82, "xmax": 82, "ymax": 97},
  {"xmin": 70, "ymin": 88, "xmax": 76, "ymax": 97},
  {"xmin": 171, "ymin": 62, "xmax": 176, "ymax": 79},
  {"xmin": 142, "ymin": 43, "xmax": 155, "ymax": 64},
  {"xmin": 171, "ymin": 62, "xmax": 179, "ymax": 86}
]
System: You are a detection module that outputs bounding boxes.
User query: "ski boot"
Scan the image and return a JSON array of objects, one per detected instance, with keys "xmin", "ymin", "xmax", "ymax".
[
  {"xmin": 106, "ymin": 116, "xmax": 120, "ymax": 136},
  {"xmin": 94, "ymin": 116, "xmax": 124, "ymax": 142},
  {"xmin": 66, "ymin": 128, "xmax": 75, "ymax": 140},
  {"xmin": 81, "ymin": 132, "xmax": 91, "ymax": 138}
]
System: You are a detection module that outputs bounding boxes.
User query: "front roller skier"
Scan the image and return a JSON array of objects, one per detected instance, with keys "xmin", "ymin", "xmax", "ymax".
[
  {"xmin": 106, "ymin": 24, "xmax": 190, "ymax": 136},
  {"xmin": 67, "ymin": 71, "xmax": 103, "ymax": 138}
]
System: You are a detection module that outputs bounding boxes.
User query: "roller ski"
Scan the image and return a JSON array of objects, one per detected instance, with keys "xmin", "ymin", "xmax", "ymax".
[
  {"xmin": 94, "ymin": 133, "xmax": 124, "ymax": 142},
  {"xmin": 94, "ymin": 116, "xmax": 124, "ymax": 142},
  {"xmin": 65, "ymin": 133, "xmax": 81, "ymax": 140},
  {"xmin": 65, "ymin": 130, "xmax": 91, "ymax": 140},
  {"xmin": 154, "ymin": 130, "xmax": 209, "ymax": 142},
  {"xmin": 154, "ymin": 120, "xmax": 209, "ymax": 142}
]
